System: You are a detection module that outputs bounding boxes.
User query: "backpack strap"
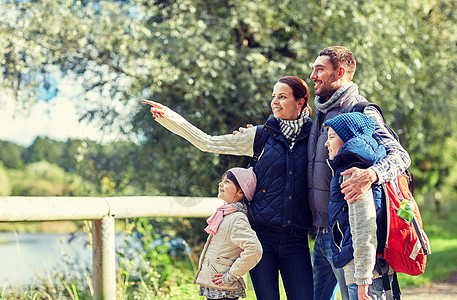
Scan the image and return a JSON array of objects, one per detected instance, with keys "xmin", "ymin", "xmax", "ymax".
[
  {"xmin": 354, "ymin": 101, "xmax": 414, "ymax": 193},
  {"xmin": 412, "ymin": 217, "xmax": 429, "ymax": 255},
  {"xmin": 375, "ymin": 257, "xmax": 402, "ymax": 300},
  {"xmin": 353, "ymin": 102, "xmax": 385, "ymax": 119},
  {"xmin": 392, "ymin": 272, "xmax": 402, "ymax": 300},
  {"xmin": 353, "ymin": 102, "xmax": 400, "ymax": 142},
  {"xmin": 248, "ymin": 125, "xmax": 269, "ymax": 168}
]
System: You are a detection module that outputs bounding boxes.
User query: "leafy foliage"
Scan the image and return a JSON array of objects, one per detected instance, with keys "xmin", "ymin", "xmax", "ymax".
[
  {"xmin": 0, "ymin": 141, "xmax": 25, "ymax": 169},
  {"xmin": 0, "ymin": 162, "xmax": 11, "ymax": 196},
  {"xmin": 22, "ymin": 137, "xmax": 64, "ymax": 165},
  {"xmin": 0, "ymin": 137, "xmax": 154, "ymax": 196}
]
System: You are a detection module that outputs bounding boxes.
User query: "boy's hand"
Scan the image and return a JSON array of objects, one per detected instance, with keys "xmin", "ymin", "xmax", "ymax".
[
  {"xmin": 340, "ymin": 167, "xmax": 378, "ymax": 203},
  {"xmin": 358, "ymin": 284, "xmax": 372, "ymax": 300}
]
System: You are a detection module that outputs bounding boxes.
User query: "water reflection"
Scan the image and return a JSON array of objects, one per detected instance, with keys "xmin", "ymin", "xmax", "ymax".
[
  {"xmin": 0, "ymin": 232, "xmax": 93, "ymax": 287},
  {"xmin": 0, "ymin": 231, "xmax": 190, "ymax": 290}
]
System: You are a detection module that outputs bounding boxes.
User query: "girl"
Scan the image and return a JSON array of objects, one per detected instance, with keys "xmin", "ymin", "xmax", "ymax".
[{"xmin": 194, "ymin": 167, "xmax": 262, "ymax": 300}]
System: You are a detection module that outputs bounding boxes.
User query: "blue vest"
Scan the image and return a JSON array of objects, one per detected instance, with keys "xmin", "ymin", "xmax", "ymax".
[
  {"xmin": 251, "ymin": 115, "xmax": 312, "ymax": 231},
  {"xmin": 328, "ymin": 135, "xmax": 386, "ymax": 268}
]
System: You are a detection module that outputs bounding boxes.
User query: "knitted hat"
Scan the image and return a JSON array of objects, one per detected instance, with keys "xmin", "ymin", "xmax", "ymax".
[
  {"xmin": 324, "ymin": 112, "xmax": 375, "ymax": 143},
  {"xmin": 228, "ymin": 167, "xmax": 257, "ymax": 202}
]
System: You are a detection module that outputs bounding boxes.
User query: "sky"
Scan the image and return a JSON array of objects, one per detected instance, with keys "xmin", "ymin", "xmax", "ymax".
[{"xmin": 0, "ymin": 76, "xmax": 133, "ymax": 147}]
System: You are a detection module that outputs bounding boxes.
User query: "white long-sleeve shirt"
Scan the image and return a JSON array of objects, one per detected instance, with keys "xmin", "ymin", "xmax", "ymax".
[{"xmin": 155, "ymin": 106, "xmax": 256, "ymax": 156}]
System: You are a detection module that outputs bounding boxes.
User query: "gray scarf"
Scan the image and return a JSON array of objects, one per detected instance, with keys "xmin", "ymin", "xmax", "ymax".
[{"xmin": 314, "ymin": 81, "xmax": 354, "ymax": 113}]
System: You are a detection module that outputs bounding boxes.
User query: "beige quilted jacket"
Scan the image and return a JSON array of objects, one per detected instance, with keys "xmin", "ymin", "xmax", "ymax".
[{"xmin": 194, "ymin": 211, "xmax": 262, "ymax": 291}]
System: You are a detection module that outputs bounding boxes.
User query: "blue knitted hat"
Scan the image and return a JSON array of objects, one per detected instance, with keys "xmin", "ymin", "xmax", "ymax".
[{"xmin": 324, "ymin": 112, "xmax": 375, "ymax": 143}]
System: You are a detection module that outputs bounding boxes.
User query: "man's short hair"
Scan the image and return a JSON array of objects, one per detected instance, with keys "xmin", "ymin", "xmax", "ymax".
[{"xmin": 319, "ymin": 46, "xmax": 356, "ymax": 80}]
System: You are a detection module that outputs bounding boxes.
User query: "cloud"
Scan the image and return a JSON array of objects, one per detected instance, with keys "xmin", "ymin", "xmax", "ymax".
[
  {"xmin": 1, "ymin": 95, "xmax": 84, "ymax": 146},
  {"xmin": 0, "ymin": 92, "xmax": 126, "ymax": 147},
  {"xmin": 0, "ymin": 69, "xmax": 139, "ymax": 147}
]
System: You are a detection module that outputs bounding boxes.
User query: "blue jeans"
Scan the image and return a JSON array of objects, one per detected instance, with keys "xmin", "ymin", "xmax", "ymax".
[
  {"xmin": 347, "ymin": 275, "xmax": 392, "ymax": 300},
  {"xmin": 312, "ymin": 232, "xmax": 349, "ymax": 300},
  {"xmin": 249, "ymin": 226, "xmax": 313, "ymax": 300}
]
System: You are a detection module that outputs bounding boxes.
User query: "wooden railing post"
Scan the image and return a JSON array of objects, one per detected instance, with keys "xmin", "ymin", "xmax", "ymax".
[{"xmin": 92, "ymin": 216, "xmax": 116, "ymax": 300}]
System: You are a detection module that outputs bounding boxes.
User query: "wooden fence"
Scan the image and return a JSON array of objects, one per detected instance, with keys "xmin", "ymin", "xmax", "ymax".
[{"xmin": 0, "ymin": 196, "xmax": 222, "ymax": 300}]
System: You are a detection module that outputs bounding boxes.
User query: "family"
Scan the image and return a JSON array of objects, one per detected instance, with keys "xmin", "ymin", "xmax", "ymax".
[{"xmin": 142, "ymin": 46, "xmax": 411, "ymax": 300}]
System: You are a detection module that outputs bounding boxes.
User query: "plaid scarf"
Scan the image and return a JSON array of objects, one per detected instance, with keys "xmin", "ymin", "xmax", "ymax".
[{"xmin": 279, "ymin": 112, "xmax": 309, "ymax": 149}]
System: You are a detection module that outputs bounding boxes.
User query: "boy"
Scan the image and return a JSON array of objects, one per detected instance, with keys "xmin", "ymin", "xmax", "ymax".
[{"xmin": 324, "ymin": 112, "xmax": 388, "ymax": 300}]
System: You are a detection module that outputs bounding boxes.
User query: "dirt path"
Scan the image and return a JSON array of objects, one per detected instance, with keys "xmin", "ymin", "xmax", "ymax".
[{"xmin": 402, "ymin": 273, "xmax": 457, "ymax": 299}]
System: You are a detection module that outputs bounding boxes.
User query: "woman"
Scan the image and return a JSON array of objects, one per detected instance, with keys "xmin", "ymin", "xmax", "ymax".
[{"xmin": 143, "ymin": 76, "xmax": 313, "ymax": 299}]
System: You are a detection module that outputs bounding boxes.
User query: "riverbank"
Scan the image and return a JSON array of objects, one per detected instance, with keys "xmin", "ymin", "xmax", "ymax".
[
  {"xmin": 0, "ymin": 220, "xmax": 127, "ymax": 234},
  {"xmin": 0, "ymin": 221, "xmax": 79, "ymax": 233}
]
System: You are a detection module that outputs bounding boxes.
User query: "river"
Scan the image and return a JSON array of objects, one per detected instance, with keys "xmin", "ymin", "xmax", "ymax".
[
  {"xmin": 0, "ymin": 231, "xmax": 188, "ymax": 290},
  {"xmin": 0, "ymin": 231, "xmax": 114, "ymax": 288}
]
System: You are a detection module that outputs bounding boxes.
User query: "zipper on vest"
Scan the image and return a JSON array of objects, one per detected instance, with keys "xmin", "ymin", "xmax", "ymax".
[{"xmin": 326, "ymin": 159, "xmax": 335, "ymax": 177}]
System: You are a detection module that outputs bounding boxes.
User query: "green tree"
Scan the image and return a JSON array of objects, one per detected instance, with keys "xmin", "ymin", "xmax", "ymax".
[
  {"xmin": 8, "ymin": 160, "xmax": 93, "ymax": 196},
  {"xmin": 22, "ymin": 136, "xmax": 64, "ymax": 165},
  {"xmin": 0, "ymin": 141, "xmax": 25, "ymax": 169},
  {"xmin": 0, "ymin": 162, "xmax": 12, "ymax": 196},
  {"xmin": 59, "ymin": 138, "xmax": 85, "ymax": 173},
  {"xmin": 58, "ymin": 139, "xmax": 146, "ymax": 195}
]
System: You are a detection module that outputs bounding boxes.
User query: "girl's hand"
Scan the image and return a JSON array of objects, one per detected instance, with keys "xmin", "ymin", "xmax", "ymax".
[
  {"xmin": 211, "ymin": 273, "xmax": 224, "ymax": 286},
  {"xmin": 141, "ymin": 99, "xmax": 166, "ymax": 118}
]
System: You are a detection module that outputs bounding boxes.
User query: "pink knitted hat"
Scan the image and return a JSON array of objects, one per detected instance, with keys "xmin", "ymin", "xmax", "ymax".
[{"xmin": 228, "ymin": 167, "xmax": 257, "ymax": 202}]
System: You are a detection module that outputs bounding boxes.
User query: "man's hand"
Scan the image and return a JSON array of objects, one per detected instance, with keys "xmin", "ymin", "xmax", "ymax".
[{"xmin": 340, "ymin": 167, "xmax": 378, "ymax": 203}]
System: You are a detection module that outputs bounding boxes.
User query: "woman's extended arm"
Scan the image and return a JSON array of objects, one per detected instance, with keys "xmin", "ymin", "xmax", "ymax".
[{"xmin": 142, "ymin": 99, "xmax": 256, "ymax": 156}]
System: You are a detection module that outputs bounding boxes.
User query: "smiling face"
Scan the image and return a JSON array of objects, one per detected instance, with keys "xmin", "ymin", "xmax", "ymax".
[
  {"xmin": 310, "ymin": 55, "xmax": 342, "ymax": 100},
  {"xmin": 325, "ymin": 127, "xmax": 345, "ymax": 160},
  {"xmin": 217, "ymin": 176, "xmax": 244, "ymax": 204},
  {"xmin": 270, "ymin": 82, "xmax": 304, "ymax": 120}
]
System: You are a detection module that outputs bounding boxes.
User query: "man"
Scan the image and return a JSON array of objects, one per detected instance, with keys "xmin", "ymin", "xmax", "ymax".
[{"xmin": 308, "ymin": 46, "xmax": 411, "ymax": 300}]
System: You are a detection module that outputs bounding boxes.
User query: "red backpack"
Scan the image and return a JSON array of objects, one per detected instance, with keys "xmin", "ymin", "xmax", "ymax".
[
  {"xmin": 381, "ymin": 173, "xmax": 431, "ymax": 276},
  {"xmin": 373, "ymin": 170, "xmax": 431, "ymax": 300}
]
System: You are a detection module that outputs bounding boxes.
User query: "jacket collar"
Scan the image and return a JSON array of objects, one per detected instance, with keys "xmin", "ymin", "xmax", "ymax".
[{"xmin": 329, "ymin": 135, "xmax": 386, "ymax": 171}]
